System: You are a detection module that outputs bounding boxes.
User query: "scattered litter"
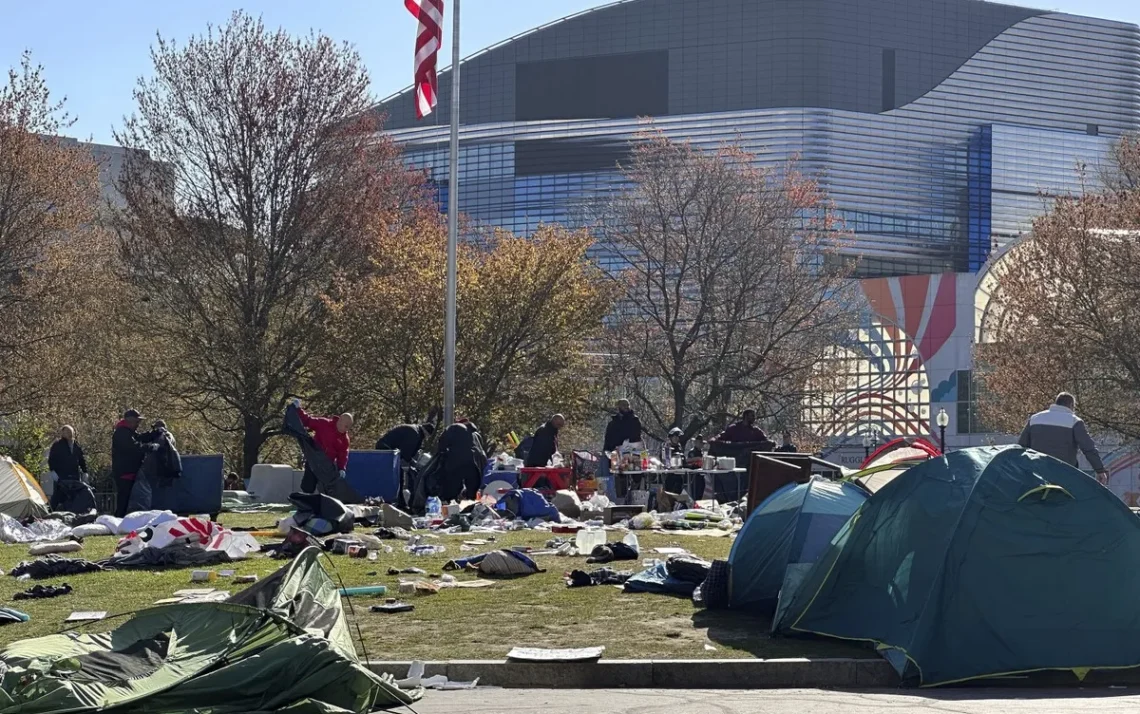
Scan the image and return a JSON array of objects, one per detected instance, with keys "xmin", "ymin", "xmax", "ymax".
[
  {"xmin": 10, "ymin": 556, "xmax": 103, "ymax": 580},
  {"xmin": 655, "ymin": 547, "xmax": 688, "ymax": 555},
  {"xmin": 14, "ymin": 583, "xmax": 73, "ymax": 600},
  {"xmin": 396, "ymin": 661, "xmax": 478, "ymax": 691},
  {"xmin": 0, "ymin": 514, "xmax": 74, "ymax": 544},
  {"xmin": 388, "ymin": 567, "xmax": 426, "ymax": 576},
  {"xmin": 218, "ymin": 569, "xmax": 236, "ymax": 578},
  {"xmin": 566, "ymin": 568, "xmax": 633, "ymax": 588},
  {"xmin": 371, "ymin": 600, "xmax": 414, "ymax": 614},
  {"xmin": 437, "ymin": 578, "xmax": 495, "ymax": 589},
  {"xmin": 156, "ymin": 590, "xmax": 229, "ymax": 605},
  {"xmin": 507, "ymin": 646, "xmax": 605, "ymax": 662},
  {"xmin": 398, "ymin": 581, "xmax": 416, "ymax": 595},
  {"xmin": 65, "ymin": 611, "xmax": 107, "ymax": 622},
  {"xmin": 190, "ymin": 570, "xmax": 217, "ymax": 583},
  {"xmin": 704, "ymin": 644, "xmax": 717, "ymax": 651},
  {"xmin": 444, "ymin": 550, "xmax": 543, "ymax": 577},
  {"xmin": 413, "ymin": 580, "xmax": 440, "ymax": 595},
  {"xmin": 338, "ymin": 585, "xmax": 388, "ymax": 597},
  {"xmin": 0, "ymin": 608, "xmax": 28, "ymax": 625},
  {"xmin": 235, "ymin": 574, "xmax": 258, "ymax": 584},
  {"xmin": 70, "ymin": 523, "xmax": 112, "ymax": 538},
  {"xmin": 462, "ymin": 539, "xmax": 489, "ymax": 546},
  {"xmin": 28, "ymin": 541, "xmax": 82, "ymax": 556}
]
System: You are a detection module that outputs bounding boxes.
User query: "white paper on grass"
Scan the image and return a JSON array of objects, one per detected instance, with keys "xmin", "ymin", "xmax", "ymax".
[{"xmin": 396, "ymin": 661, "xmax": 479, "ymax": 690}]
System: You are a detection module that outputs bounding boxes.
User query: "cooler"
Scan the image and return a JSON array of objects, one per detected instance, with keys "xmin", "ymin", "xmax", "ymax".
[
  {"xmin": 344, "ymin": 450, "xmax": 401, "ymax": 502},
  {"xmin": 247, "ymin": 463, "xmax": 303, "ymax": 504},
  {"xmin": 519, "ymin": 467, "xmax": 572, "ymax": 496},
  {"xmin": 152, "ymin": 454, "xmax": 224, "ymax": 517}
]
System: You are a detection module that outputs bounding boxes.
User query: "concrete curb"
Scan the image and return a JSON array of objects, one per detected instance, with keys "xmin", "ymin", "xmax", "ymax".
[{"xmin": 367, "ymin": 658, "xmax": 900, "ymax": 689}]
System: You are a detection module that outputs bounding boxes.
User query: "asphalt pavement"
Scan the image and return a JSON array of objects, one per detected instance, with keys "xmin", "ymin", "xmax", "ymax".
[{"xmin": 409, "ymin": 688, "xmax": 1140, "ymax": 714}]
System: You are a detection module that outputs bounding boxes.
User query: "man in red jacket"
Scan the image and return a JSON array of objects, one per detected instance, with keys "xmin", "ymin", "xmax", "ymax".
[{"xmin": 294, "ymin": 400, "xmax": 353, "ymax": 493}]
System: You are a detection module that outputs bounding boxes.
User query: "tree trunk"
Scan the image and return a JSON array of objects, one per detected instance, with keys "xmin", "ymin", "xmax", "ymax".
[{"xmin": 241, "ymin": 416, "xmax": 264, "ymax": 480}]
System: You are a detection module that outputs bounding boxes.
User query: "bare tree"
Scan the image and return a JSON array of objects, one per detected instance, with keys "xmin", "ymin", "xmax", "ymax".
[
  {"xmin": 979, "ymin": 136, "xmax": 1140, "ymax": 440},
  {"xmin": 597, "ymin": 133, "xmax": 859, "ymax": 440},
  {"xmin": 114, "ymin": 13, "xmax": 420, "ymax": 476},
  {"xmin": 0, "ymin": 52, "xmax": 104, "ymax": 414}
]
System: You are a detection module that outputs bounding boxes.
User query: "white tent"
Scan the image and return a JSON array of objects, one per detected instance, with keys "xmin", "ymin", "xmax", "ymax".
[{"xmin": 0, "ymin": 456, "xmax": 49, "ymax": 519}]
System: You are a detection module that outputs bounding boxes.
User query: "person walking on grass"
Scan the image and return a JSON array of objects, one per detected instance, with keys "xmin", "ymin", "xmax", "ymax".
[{"xmin": 1018, "ymin": 392, "xmax": 1109, "ymax": 485}]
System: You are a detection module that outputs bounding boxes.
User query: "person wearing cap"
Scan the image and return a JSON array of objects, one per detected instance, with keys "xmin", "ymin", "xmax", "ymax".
[
  {"xmin": 376, "ymin": 422, "xmax": 435, "ymax": 464},
  {"xmin": 110, "ymin": 409, "xmax": 159, "ymax": 517}
]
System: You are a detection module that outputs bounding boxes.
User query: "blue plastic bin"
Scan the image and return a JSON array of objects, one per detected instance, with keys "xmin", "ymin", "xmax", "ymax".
[
  {"xmin": 482, "ymin": 470, "xmax": 519, "ymax": 489},
  {"xmin": 345, "ymin": 450, "xmax": 401, "ymax": 502},
  {"xmin": 151, "ymin": 454, "xmax": 224, "ymax": 516}
]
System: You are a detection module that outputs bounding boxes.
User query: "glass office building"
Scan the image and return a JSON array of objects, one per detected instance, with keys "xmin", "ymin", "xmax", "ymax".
[{"xmin": 376, "ymin": 0, "xmax": 1140, "ymax": 444}]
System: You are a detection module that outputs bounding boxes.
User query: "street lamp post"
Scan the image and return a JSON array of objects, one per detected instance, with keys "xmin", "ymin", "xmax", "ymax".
[{"xmin": 936, "ymin": 408, "xmax": 950, "ymax": 453}]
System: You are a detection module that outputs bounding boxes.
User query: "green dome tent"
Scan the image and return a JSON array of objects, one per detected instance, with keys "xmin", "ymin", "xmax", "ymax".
[
  {"xmin": 0, "ymin": 547, "xmax": 420, "ymax": 713},
  {"xmin": 775, "ymin": 445, "xmax": 1140, "ymax": 687}
]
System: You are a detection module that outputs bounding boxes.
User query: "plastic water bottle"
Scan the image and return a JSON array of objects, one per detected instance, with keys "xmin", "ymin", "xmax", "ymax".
[{"xmin": 426, "ymin": 497, "xmax": 442, "ymax": 519}]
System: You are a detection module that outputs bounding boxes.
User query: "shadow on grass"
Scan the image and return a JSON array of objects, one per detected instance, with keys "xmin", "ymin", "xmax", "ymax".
[{"xmin": 691, "ymin": 609, "xmax": 872, "ymax": 659}]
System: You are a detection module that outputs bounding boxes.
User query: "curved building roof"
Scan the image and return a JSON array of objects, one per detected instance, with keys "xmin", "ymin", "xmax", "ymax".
[{"xmin": 375, "ymin": 0, "xmax": 1044, "ymax": 130}]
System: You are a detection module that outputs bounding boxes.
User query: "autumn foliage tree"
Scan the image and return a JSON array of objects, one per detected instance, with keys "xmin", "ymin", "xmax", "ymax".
[
  {"xmin": 113, "ymin": 12, "xmax": 422, "ymax": 476},
  {"xmin": 597, "ymin": 133, "xmax": 859, "ymax": 441},
  {"xmin": 0, "ymin": 52, "xmax": 108, "ymax": 417},
  {"xmin": 979, "ymin": 134, "xmax": 1140, "ymax": 440},
  {"xmin": 313, "ymin": 216, "xmax": 615, "ymax": 442}
]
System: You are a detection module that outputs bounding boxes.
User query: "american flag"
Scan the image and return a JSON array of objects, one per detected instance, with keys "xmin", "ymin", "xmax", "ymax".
[{"xmin": 406, "ymin": 0, "xmax": 444, "ymax": 119}]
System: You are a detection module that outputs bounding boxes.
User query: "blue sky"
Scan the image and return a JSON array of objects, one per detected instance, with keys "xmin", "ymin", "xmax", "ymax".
[{"xmin": 1, "ymin": 0, "xmax": 1137, "ymax": 145}]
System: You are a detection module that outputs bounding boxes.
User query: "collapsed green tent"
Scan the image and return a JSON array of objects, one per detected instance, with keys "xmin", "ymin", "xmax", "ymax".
[
  {"xmin": 775, "ymin": 445, "xmax": 1140, "ymax": 687},
  {"xmin": 0, "ymin": 547, "xmax": 420, "ymax": 713}
]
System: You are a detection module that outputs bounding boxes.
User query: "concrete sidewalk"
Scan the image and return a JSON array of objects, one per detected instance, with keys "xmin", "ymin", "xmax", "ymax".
[
  {"xmin": 369, "ymin": 658, "xmax": 897, "ymax": 689},
  {"xmin": 410, "ymin": 688, "xmax": 1140, "ymax": 714}
]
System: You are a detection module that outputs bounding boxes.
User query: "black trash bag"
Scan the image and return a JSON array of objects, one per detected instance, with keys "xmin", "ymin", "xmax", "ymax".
[
  {"xmin": 282, "ymin": 404, "xmax": 362, "ymax": 505},
  {"xmin": 289, "ymin": 492, "xmax": 354, "ymax": 535},
  {"xmin": 10, "ymin": 556, "xmax": 103, "ymax": 580},
  {"xmin": 693, "ymin": 559, "xmax": 729, "ymax": 609},
  {"xmin": 586, "ymin": 541, "xmax": 640, "ymax": 564},
  {"xmin": 566, "ymin": 567, "xmax": 633, "ymax": 588},
  {"xmin": 125, "ymin": 469, "xmax": 156, "ymax": 513},
  {"xmin": 408, "ymin": 452, "xmax": 445, "ymax": 515},
  {"xmin": 50, "ymin": 479, "xmax": 97, "ymax": 517},
  {"xmin": 666, "ymin": 555, "xmax": 711, "ymax": 584}
]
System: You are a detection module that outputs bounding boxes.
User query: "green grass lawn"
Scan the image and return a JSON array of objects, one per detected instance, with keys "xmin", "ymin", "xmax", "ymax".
[{"xmin": 0, "ymin": 513, "xmax": 871, "ymax": 661}]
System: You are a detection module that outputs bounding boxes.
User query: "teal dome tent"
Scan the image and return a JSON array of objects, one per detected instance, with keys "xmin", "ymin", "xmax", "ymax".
[
  {"xmin": 727, "ymin": 479, "xmax": 867, "ymax": 621},
  {"xmin": 775, "ymin": 446, "xmax": 1140, "ymax": 686}
]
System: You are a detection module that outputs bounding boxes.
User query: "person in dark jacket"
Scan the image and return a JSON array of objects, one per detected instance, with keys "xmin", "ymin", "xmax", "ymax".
[
  {"xmin": 48, "ymin": 426, "xmax": 88, "ymax": 481},
  {"xmin": 525, "ymin": 415, "xmax": 565, "ymax": 468},
  {"xmin": 716, "ymin": 409, "xmax": 769, "ymax": 444},
  {"xmin": 603, "ymin": 399, "xmax": 643, "ymax": 452},
  {"xmin": 437, "ymin": 420, "xmax": 486, "ymax": 502},
  {"xmin": 110, "ymin": 409, "xmax": 159, "ymax": 518},
  {"xmin": 775, "ymin": 431, "xmax": 798, "ymax": 453},
  {"xmin": 376, "ymin": 423, "xmax": 435, "ymax": 463}
]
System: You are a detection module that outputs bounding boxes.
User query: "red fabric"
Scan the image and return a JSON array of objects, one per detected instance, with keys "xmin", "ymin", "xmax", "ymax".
[
  {"xmin": 406, "ymin": 0, "xmax": 443, "ymax": 119},
  {"xmin": 298, "ymin": 408, "xmax": 350, "ymax": 470}
]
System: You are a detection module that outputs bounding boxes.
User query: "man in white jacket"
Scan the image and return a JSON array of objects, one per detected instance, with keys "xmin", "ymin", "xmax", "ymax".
[{"xmin": 1018, "ymin": 392, "xmax": 1109, "ymax": 484}]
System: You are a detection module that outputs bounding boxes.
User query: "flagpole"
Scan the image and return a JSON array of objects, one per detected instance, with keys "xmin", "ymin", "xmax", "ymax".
[{"xmin": 443, "ymin": 0, "xmax": 460, "ymax": 427}]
